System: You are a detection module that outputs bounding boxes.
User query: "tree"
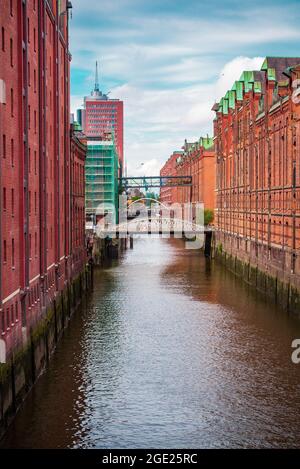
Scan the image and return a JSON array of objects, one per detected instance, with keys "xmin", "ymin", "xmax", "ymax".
[{"xmin": 204, "ymin": 209, "xmax": 214, "ymax": 226}]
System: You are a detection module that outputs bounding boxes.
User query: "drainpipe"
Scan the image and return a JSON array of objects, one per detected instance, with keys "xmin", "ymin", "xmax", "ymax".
[
  {"xmin": 38, "ymin": 0, "xmax": 47, "ymax": 307},
  {"xmin": 291, "ymin": 77, "xmax": 297, "ymax": 274},
  {"xmin": 65, "ymin": 3, "xmax": 72, "ymax": 281},
  {"xmin": 21, "ymin": 0, "xmax": 30, "ymax": 324},
  {"xmin": 55, "ymin": 6, "xmax": 60, "ymax": 289},
  {"xmin": 0, "ymin": 79, "xmax": 5, "ymax": 316},
  {"xmin": 283, "ymin": 67, "xmax": 297, "ymax": 274}
]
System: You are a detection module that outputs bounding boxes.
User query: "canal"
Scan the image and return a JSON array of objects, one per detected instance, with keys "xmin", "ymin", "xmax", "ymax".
[{"xmin": 1, "ymin": 238, "xmax": 300, "ymax": 448}]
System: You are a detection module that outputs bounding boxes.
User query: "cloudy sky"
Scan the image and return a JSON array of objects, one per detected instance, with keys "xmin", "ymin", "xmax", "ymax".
[{"xmin": 70, "ymin": 0, "xmax": 300, "ymax": 176}]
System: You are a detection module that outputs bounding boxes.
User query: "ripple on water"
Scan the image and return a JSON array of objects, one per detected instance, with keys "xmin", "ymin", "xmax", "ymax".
[{"xmin": 1, "ymin": 238, "xmax": 300, "ymax": 449}]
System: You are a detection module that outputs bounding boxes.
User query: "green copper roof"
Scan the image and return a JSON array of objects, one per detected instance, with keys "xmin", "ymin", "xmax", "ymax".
[
  {"xmin": 200, "ymin": 136, "xmax": 214, "ymax": 150},
  {"xmin": 218, "ymin": 99, "xmax": 223, "ymax": 113},
  {"xmin": 226, "ymin": 90, "xmax": 236, "ymax": 109},
  {"xmin": 239, "ymin": 71, "xmax": 254, "ymax": 92},
  {"xmin": 221, "ymin": 97, "xmax": 229, "ymax": 115},
  {"xmin": 267, "ymin": 67, "xmax": 276, "ymax": 81},
  {"xmin": 231, "ymin": 81, "xmax": 243, "ymax": 101},
  {"xmin": 253, "ymin": 81, "xmax": 262, "ymax": 93},
  {"xmin": 261, "ymin": 58, "xmax": 268, "ymax": 71},
  {"xmin": 278, "ymin": 79, "xmax": 289, "ymax": 87},
  {"xmin": 218, "ymin": 97, "xmax": 229, "ymax": 115}
]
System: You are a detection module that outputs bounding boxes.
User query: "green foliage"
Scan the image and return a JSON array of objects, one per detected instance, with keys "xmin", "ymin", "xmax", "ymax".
[{"xmin": 204, "ymin": 209, "xmax": 214, "ymax": 226}]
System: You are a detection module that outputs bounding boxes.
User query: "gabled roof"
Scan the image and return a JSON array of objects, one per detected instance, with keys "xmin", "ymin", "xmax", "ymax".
[
  {"xmin": 214, "ymin": 56, "xmax": 300, "ymax": 116},
  {"xmin": 261, "ymin": 57, "xmax": 300, "ymax": 81},
  {"xmin": 200, "ymin": 136, "xmax": 214, "ymax": 150}
]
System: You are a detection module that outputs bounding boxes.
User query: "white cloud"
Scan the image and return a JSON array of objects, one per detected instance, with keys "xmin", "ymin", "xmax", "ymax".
[
  {"xmin": 215, "ymin": 56, "xmax": 265, "ymax": 100},
  {"xmin": 126, "ymin": 158, "xmax": 162, "ymax": 178},
  {"xmin": 69, "ymin": 0, "xmax": 300, "ymax": 176},
  {"xmin": 71, "ymin": 55, "xmax": 270, "ymax": 176},
  {"xmin": 69, "ymin": 2, "xmax": 300, "ymax": 87}
]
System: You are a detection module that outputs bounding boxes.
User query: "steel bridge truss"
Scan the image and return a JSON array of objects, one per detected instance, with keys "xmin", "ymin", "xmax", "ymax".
[{"xmin": 120, "ymin": 176, "xmax": 192, "ymax": 190}]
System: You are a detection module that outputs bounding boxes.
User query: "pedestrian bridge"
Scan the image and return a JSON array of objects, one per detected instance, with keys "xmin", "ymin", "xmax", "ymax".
[{"xmin": 95, "ymin": 217, "xmax": 212, "ymax": 237}]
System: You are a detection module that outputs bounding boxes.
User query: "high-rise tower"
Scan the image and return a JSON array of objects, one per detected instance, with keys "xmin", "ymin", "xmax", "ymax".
[{"xmin": 81, "ymin": 62, "xmax": 124, "ymax": 171}]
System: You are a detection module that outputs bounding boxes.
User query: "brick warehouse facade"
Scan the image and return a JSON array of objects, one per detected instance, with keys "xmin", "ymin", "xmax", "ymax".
[
  {"xmin": 0, "ymin": 0, "xmax": 89, "ymax": 431},
  {"xmin": 213, "ymin": 57, "xmax": 300, "ymax": 312},
  {"xmin": 160, "ymin": 151, "xmax": 183, "ymax": 205},
  {"xmin": 160, "ymin": 137, "xmax": 215, "ymax": 211},
  {"xmin": 70, "ymin": 123, "xmax": 87, "ymax": 278}
]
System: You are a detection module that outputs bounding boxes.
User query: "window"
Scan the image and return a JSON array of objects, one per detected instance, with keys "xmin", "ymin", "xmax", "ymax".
[
  {"xmin": 29, "ymin": 190, "xmax": 31, "ymax": 213},
  {"xmin": 3, "ymin": 134, "xmax": 6, "ymax": 158},
  {"xmin": 11, "ymin": 188, "xmax": 14, "ymax": 215},
  {"xmin": 28, "ymin": 61, "xmax": 30, "ymax": 85},
  {"xmin": 34, "ymin": 150, "xmax": 37, "ymax": 174},
  {"xmin": 27, "ymin": 18, "xmax": 30, "ymax": 43},
  {"xmin": 3, "ymin": 187, "xmax": 6, "ymax": 210},
  {"xmin": 10, "ymin": 88, "xmax": 13, "ymax": 116},
  {"xmin": 1, "ymin": 27, "xmax": 5, "ymax": 51},
  {"xmin": 35, "ymin": 232, "xmax": 37, "ymax": 256},
  {"xmin": 34, "ymin": 110, "xmax": 37, "ymax": 133},
  {"xmin": 10, "ymin": 0, "xmax": 13, "ymax": 16},
  {"xmin": 34, "ymin": 191, "xmax": 37, "ymax": 213},
  {"xmin": 34, "ymin": 28, "xmax": 36, "ymax": 52},
  {"xmin": 12, "ymin": 238, "xmax": 15, "ymax": 267},
  {"xmin": 3, "ymin": 240, "xmax": 7, "ymax": 263},
  {"xmin": 34, "ymin": 69, "xmax": 36, "ymax": 92},
  {"xmin": 1, "ymin": 312, "xmax": 4, "ymax": 333},
  {"xmin": 10, "ymin": 38, "xmax": 13, "ymax": 67},
  {"xmin": 11, "ymin": 138, "xmax": 14, "ymax": 166}
]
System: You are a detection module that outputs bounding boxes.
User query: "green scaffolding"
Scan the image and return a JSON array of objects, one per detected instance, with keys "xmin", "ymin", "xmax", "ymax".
[{"xmin": 85, "ymin": 139, "xmax": 119, "ymax": 223}]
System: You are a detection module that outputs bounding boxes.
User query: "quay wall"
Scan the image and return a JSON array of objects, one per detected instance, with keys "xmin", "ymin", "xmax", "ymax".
[
  {"xmin": 0, "ymin": 265, "xmax": 93, "ymax": 441},
  {"xmin": 213, "ymin": 232, "xmax": 300, "ymax": 316}
]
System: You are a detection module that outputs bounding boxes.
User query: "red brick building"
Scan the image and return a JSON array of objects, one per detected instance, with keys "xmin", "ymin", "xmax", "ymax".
[
  {"xmin": 160, "ymin": 138, "xmax": 215, "ymax": 211},
  {"xmin": 160, "ymin": 151, "xmax": 183, "ymax": 205},
  {"xmin": 213, "ymin": 57, "xmax": 300, "ymax": 309},
  {"xmin": 0, "ymin": 0, "xmax": 87, "ymax": 357},
  {"xmin": 70, "ymin": 123, "xmax": 87, "ymax": 278},
  {"xmin": 80, "ymin": 62, "xmax": 124, "ymax": 172}
]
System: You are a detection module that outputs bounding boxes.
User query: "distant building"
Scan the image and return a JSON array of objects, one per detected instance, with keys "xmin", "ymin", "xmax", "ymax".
[
  {"xmin": 160, "ymin": 138, "xmax": 215, "ymax": 211},
  {"xmin": 80, "ymin": 62, "xmax": 124, "ymax": 172},
  {"xmin": 160, "ymin": 151, "xmax": 183, "ymax": 205},
  {"xmin": 176, "ymin": 137, "xmax": 215, "ymax": 210}
]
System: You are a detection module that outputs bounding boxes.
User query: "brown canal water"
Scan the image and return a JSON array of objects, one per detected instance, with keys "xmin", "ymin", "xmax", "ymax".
[{"xmin": 1, "ymin": 238, "xmax": 300, "ymax": 448}]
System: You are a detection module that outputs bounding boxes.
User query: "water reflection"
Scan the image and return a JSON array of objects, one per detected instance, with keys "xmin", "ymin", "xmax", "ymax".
[{"xmin": 1, "ymin": 238, "xmax": 300, "ymax": 448}]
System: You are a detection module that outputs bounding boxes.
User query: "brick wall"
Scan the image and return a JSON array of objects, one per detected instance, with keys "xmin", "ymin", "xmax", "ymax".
[
  {"xmin": 214, "ymin": 57, "xmax": 300, "ymax": 292},
  {"xmin": 0, "ymin": 0, "xmax": 86, "ymax": 357}
]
